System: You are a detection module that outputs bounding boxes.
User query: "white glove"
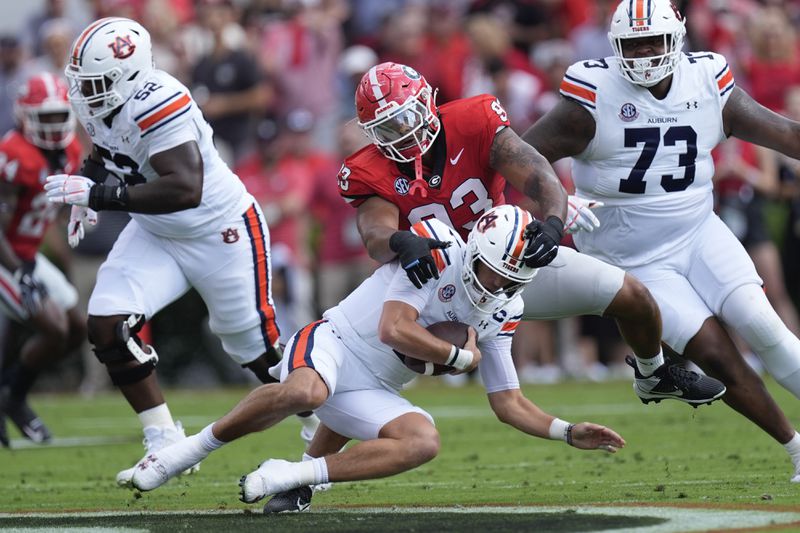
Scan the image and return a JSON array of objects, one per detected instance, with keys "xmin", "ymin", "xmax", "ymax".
[
  {"xmin": 565, "ymin": 195, "xmax": 604, "ymax": 234},
  {"xmin": 67, "ymin": 206, "xmax": 98, "ymax": 248},
  {"xmin": 44, "ymin": 174, "xmax": 94, "ymax": 206}
]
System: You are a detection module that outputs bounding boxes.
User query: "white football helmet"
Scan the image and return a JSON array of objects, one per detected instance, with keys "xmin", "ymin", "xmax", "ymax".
[
  {"xmin": 608, "ymin": 0, "xmax": 686, "ymax": 87},
  {"xmin": 462, "ymin": 205, "xmax": 539, "ymax": 314},
  {"xmin": 65, "ymin": 17, "xmax": 153, "ymax": 119}
]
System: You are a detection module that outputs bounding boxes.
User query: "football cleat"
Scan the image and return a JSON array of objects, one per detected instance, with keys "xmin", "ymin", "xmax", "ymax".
[
  {"xmin": 239, "ymin": 459, "xmax": 302, "ymax": 504},
  {"xmin": 1, "ymin": 390, "xmax": 52, "ymax": 443},
  {"xmin": 263, "ymin": 486, "xmax": 313, "ymax": 514},
  {"xmin": 626, "ymin": 355, "xmax": 726, "ymax": 406},
  {"xmin": 116, "ymin": 421, "xmax": 199, "ymax": 487},
  {"xmin": 130, "ymin": 433, "xmax": 209, "ymax": 491}
]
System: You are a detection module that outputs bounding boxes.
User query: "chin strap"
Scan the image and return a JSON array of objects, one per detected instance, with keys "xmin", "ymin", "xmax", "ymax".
[{"xmin": 408, "ymin": 155, "xmax": 428, "ymax": 198}]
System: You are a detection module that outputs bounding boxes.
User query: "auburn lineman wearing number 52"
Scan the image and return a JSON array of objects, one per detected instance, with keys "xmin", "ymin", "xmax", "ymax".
[
  {"xmin": 523, "ymin": 0, "xmax": 800, "ymax": 482},
  {"xmin": 43, "ymin": 17, "xmax": 316, "ymax": 485}
]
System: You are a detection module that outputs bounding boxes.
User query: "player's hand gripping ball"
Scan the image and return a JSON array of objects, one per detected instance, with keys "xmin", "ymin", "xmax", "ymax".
[{"xmin": 396, "ymin": 321, "xmax": 471, "ymax": 376}]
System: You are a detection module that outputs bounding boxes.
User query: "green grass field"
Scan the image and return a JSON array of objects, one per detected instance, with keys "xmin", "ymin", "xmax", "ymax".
[{"xmin": 1, "ymin": 377, "xmax": 800, "ymax": 531}]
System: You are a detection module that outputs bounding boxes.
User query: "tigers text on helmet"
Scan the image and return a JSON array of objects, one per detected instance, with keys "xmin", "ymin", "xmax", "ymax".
[
  {"xmin": 461, "ymin": 205, "xmax": 539, "ymax": 314},
  {"xmin": 355, "ymin": 62, "xmax": 441, "ymax": 163},
  {"xmin": 65, "ymin": 17, "xmax": 153, "ymax": 120},
  {"xmin": 15, "ymin": 72, "xmax": 75, "ymax": 150},
  {"xmin": 608, "ymin": 0, "xmax": 686, "ymax": 87}
]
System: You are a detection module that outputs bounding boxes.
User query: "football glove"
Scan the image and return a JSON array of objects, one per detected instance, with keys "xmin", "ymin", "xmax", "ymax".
[
  {"xmin": 14, "ymin": 262, "xmax": 47, "ymax": 315},
  {"xmin": 565, "ymin": 195, "xmax": 603, "ymax": 234},
  {"xmin": 522, "ymin": 216, "xmax": 563, "ymax": 268},
  {"xmin": 67, "ymin": 205, "xmax": 98, "ymax": 248},
  {"xmin": 44, "ymin": 174, "xmax": 94, "ymax": 206},
  {"xmin": 389, "ymin": 230, "xmax": 451, "ymax": 289}
]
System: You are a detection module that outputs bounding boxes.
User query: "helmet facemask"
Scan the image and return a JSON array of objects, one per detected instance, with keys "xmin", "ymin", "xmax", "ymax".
[
  {"xmin": 461, "ymin": 205, "xmax": 539, "ymax": 314},
  {"xmin": 359, "ymin": 86, "xmax": 440, "ymax": 163},
  {"xmin": 461, "ymin": 243, "xmax": 528, "ymax": 314},
  {"xmin": 21, "ymin": 108, "xmax": 75, "ymax": 149},
  {"xmin": 608, "ymin": 0, "xmax": 687, "ymax": 88},
  {"xmin": 611, "ymin": 32, "xmax": 684, "ymax": 87},
  {"xmin": 65, "ymin": 66, "xmax": 126, "ymax": 120}
]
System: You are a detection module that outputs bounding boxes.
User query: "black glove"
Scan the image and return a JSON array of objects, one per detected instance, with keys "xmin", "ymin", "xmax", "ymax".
[
  {"xmin": 14, "ymin": 262, "xmax": 47, "ymax": 315},
  {"xmin": 389, "ymin": 230, "xmax": 451, "ymax": 289},
  {"xmin": 523, "ymin": 216, "xmax": 564, "ymax": 268}
]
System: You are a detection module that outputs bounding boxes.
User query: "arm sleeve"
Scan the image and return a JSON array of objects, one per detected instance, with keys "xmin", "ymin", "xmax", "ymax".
[
  {"xmin": 133, "ymin": 90, "xmax": 198, "ymax": 157},
  {"xmin": 709, "ymin": 52, "xmax": 736, "ymax": 108},
  {"xmin": 478, "ymin": 336, "xmax": 520, "ymax": 393}
]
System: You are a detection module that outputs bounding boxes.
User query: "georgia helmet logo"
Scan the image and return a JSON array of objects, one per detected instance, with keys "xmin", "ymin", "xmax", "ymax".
[{"xmin": 109, "ymin": 35, "xmax": 136, "ymax": 59}]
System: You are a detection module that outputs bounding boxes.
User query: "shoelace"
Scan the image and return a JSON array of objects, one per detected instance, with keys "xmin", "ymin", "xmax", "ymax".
[{"xmin": 665, "ymin": 364, "xmax": 700, "ymax": 386}]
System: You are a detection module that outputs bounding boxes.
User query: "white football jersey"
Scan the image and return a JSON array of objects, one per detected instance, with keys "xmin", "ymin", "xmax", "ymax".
[
  {"xmin": 79, "ymin": 69, "xmax": 251, "ymax": 238},
  {"xmin": 323, "ymin": 218, "xmax": 523, "ymax": 393},
  {"xmin": 561, "ymin": 52, "xmax": 736, "ymax": 268}
]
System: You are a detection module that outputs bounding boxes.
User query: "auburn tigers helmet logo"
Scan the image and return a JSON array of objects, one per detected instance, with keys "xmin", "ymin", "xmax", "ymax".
[{"xmin": 108, "ymin": 35, "xmax": 136, "ymax": 59}]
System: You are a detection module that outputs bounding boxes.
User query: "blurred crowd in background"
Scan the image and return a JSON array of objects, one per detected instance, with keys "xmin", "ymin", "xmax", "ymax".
[{"xmin": 3, "ymin": 0, "xmax": 800, "ymax": 392}]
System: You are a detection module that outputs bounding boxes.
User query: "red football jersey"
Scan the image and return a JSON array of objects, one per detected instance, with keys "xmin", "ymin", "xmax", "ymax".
[
  {"xmin": 338, "ymin": 94, "xmax": 511, "ymax": 240},
  {"xmin": 0, "ymin": 131, "xmax": 82, "ymax": 261}
]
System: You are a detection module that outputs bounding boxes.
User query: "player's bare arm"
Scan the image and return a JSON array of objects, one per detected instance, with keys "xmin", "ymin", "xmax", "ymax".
[
  {"xmin": 723, "ymin": 86, "xmax": 800, "ymax": 159},
  {"xmin": 489, "ymin": 127, "xmax": 568, "ymax": 221},
  {"xmin": 46, "ymin": 141, "xmax": 203, "ymax": 214},
  {"xmin": 488, "ymin": 389, "xmax": 625, "ymax": 452},
  {"xmin": 356, "ymin": 196, "xmax": 401, "ymax": 263},
  {"xmin": 521, "ymin": 98, "xmax": 596, "ymax": 164},
  {"xmin": 378, "ymin": 300, "xmax": 481, "ymax": 371}
]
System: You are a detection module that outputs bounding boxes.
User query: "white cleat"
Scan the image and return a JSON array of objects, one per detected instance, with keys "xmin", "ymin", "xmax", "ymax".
[
  {"xmin": 131, "ymin": 434, "xmax": 209, "ymax": 491},
  {"xmin": 116, "ymin": 421, "xmax": 199, "ymax": 487},
  {"xmin": 239, "ymin": 459, "xmax": 303, "ymax": 504}
]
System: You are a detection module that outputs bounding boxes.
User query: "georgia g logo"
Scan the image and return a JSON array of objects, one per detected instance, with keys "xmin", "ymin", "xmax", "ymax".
[{"xmin": 109, "ymin": 35, "xmax": 136, "ymax": 59}]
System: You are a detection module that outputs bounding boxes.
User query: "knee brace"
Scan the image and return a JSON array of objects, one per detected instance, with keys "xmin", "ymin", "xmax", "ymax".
[
  {"xmin": 721, "ymin": 284, "xmax": 800, "ymax": 387},
  {"xmin": 93, "ymin": 314, "xmax": 159, "ymax": 387}
]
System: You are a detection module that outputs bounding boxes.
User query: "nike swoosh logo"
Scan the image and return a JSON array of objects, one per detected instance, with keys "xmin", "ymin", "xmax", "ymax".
[{"xmin": 450, "ymin": 148, "xmax": 464, "ymax": 165}]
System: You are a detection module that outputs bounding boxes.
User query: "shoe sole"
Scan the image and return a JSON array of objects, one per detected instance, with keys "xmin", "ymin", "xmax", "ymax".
[
  {"xmin": 636, "ymin": 390, "xmax": 726, "ymax": 408},
  {"xmin": 263, "ymin": 503, "xmax": 311, "ymax": 514}
]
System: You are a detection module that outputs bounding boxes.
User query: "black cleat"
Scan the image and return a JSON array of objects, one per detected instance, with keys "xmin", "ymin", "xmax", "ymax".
[
  {"xmin": 263, "ymin": 486, "xmax": 313, "ymax": 514},
  {"xmin": 1, "ymin": 391, "xmax": 52, "ymax": 444},
  {"xmin": 625, "ymin": 355, "xmax": 726, "ymax": 406}
]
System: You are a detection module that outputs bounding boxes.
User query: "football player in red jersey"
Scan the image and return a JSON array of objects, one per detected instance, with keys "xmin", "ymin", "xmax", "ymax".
[
  {"xmin": 260, "ymin": 62, "xmax": 725, "ymax": 512},
  {"xmin": 0, "ymin": 72, "xmax": 87, "ymax": 446}
]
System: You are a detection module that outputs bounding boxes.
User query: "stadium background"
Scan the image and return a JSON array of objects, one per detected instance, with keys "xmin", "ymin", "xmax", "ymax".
[{"xmin": 2, "ymin": 0, "xmax": 798, "ymax": 394}]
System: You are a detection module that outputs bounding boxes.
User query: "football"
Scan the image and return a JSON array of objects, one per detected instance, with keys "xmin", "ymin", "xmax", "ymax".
[{"xmin": 397, "ymin": 321, "xmax": 471, "ymax": 376}]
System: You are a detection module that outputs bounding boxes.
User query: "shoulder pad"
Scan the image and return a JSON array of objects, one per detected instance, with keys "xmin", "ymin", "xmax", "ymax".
[
  {"xmin": 560, "ymin": 60, "xmax": 609, "ymax": 111},
  {"xmin": 410, "ymin": 218, "xmax": 462, "ymax": 274},
  {"xmin": 685, "ymin": 52, "xmax": 735, "ymax": 98}
]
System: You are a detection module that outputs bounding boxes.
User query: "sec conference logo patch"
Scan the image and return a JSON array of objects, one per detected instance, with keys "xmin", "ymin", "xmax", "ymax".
[
  {"xmin": 619, "ymin": 103, "xmax": 639, "ymax": 122},
  {"xmin": 394, "ymin": 176, "xmax": 410, "ymax": 196},
  {"xmin": 439, "ymin": 284, "xmax": 456, "ymax": 302}
]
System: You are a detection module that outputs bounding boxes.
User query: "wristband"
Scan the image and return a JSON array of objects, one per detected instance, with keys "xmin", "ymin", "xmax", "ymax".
[
  {"xmin": 548, "ymin": 418, "xmax": 575, "ymax": 444},
  {"xmin": 445, "ymin": 345, "xmax": 474, "ymax": 371},
  {"xmin": 88, "ymin": 184, "xmax": 130, "ymax": 211}
]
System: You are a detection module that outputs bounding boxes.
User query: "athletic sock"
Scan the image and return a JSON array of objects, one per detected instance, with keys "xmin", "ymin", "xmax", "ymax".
[
  {"xmin": 783, "ymin": 431, "xmax": 800, "ymax": 466},
  {"xmin": 296, "ymin": 457, "xmax": 329, "ymax": 486},
  {"xmin": 635, "ymin": 350, "xmax": 665, "ymax": 377},
  {"xmin": 138, "ymin": 404, "xmax": 177, "ymax": 431},
  {"xmin": 199, "ymin": 423, "xmax": 226, "ymax": 452}
]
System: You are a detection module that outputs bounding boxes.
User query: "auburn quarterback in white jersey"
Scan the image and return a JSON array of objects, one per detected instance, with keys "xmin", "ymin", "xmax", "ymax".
[
  {"xmin": 524, "ymin": 0, "xmax": 800, "ymax": 482},
  {"xmin": 43, "ymin": 17, "xmax": 306, "ymax": 486},
  {"xmin": 122, "ymin": 205, "xmax": 625, "ymax": 506}
]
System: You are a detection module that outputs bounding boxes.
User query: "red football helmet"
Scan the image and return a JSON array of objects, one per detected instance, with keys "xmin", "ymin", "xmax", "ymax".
[
  {"xmin": 355, "ymin": 62, "xmax": 440, "ymax": 163},
  {"xmin": 15, "ymin": 72, "xmax": 75, "ymax": 150}
]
